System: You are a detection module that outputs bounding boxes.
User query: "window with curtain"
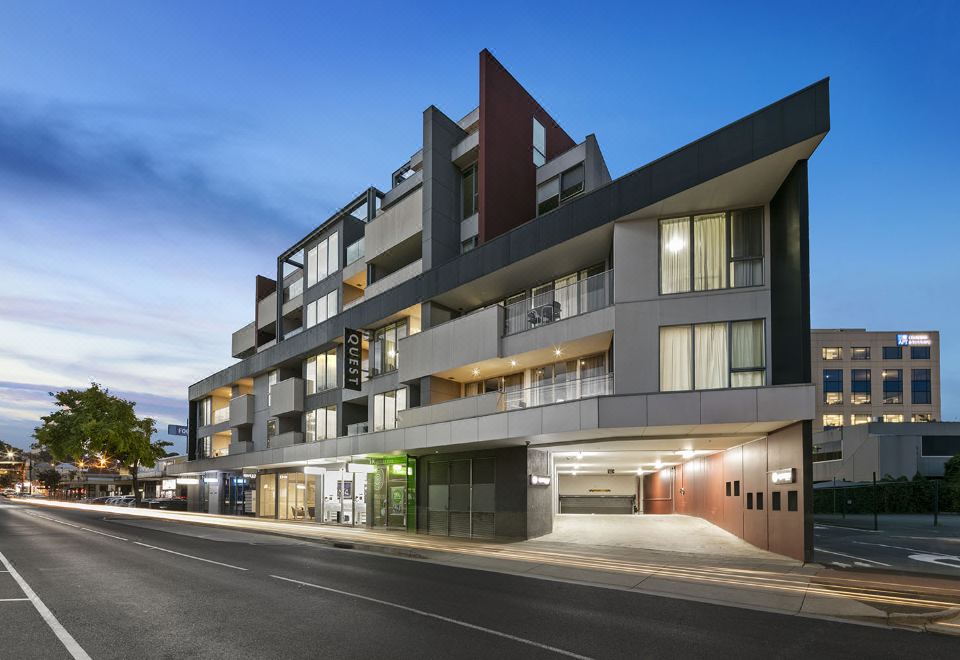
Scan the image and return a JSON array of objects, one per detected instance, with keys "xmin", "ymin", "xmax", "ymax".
[
  {"xmin": 729, "ymin": 208, "xmax": 763, "ymax": 287},
  {"xmin": 198, "ymin": 397, "xmax": 212, "ymax": 426},
  {"xmin": 694, "ymin": 322, "xmax": 728, "ymax": 389},
  {"xmin": 660, "ymin": 217, "xmax": 690, "ymax": 294},
  {"xmin": 371, "ymin": 320, "xmax": 407, "ymax": 376},
  {"xmin": 305, "ymin": 405, "xmax": 337, "ymax": 442},
  {"xmin": 373, "ymin": 388, "xmax": 407, "ymax": 432},
  {"xmin": 730, "ymin": 320, "xmax": 765, "ymax": 387},
  {"xmin": 660, "ymin": 325, "xmax": 692, "ymax": 391},
  {"xmin": 693, "ymin": 213, "xmax": 726, "ymax": 291},
  {"xmin": 537, "ymin": 176, "xmax": 560, "ymax": 215},
  {"xmin": 305, "ymin": 348, "xmax": 338, "ymax": 394}
]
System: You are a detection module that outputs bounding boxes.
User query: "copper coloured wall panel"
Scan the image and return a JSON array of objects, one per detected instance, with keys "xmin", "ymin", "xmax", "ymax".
[
  {"xmin": 642, "ymin": 468, "xmax": 674, "ymax": 514},
  {"xmin": 722, "ymin": 445, "xmax": 744, "ymax": 538},
  {"xmin": 741, "ymin": 437, "xmax": 769, "ymax": 551},
  {"xmin": 766, "ymin": 422, "xmax": 807, "ymax": 561}
]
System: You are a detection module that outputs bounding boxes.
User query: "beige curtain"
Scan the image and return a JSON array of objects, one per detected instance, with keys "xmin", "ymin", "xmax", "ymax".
[
  {"xmin": 694, "ymin": 322, "xmax": 728, "ymax": 389},
  {"xmin": 694, "ymin": 213, "xmax": 726, "ymax": 291},
  {"xmin": 660, "ymin": 326, "xmax": 692, "ymax": 391},
  {"xmin": 660, "ymin": 218, "xmax": 690, "ymax": 294},
  {"xmin": 731, "ymin": 320, "xmax": 765, "ymax": 387}
]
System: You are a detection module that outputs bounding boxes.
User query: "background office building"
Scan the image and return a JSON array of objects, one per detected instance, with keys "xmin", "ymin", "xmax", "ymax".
[
  {"xmin": 172, "ymin": 50, "xmax": 830, "ymax": 561},
  {"xmin": 812, "ymin": 329, "xmax": 940, "ymax": 432}
]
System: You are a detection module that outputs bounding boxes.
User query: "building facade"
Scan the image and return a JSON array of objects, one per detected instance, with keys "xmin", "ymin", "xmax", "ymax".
[
  {"xmin": 811, "ymin": 329, "xmax": 940, "ymax": 432},
  {"xmin": 171, "ymin": 50, "xmax": 830, "ymax": 561}
]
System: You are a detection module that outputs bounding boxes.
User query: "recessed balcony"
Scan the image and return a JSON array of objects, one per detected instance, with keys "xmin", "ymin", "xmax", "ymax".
[{"xmin": 270, "ymin": 378, "xmax": 304, "ymax": 418}]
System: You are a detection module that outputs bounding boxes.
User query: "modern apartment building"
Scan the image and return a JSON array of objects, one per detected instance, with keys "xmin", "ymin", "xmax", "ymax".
[
  {"xmin": 811, "ymin": 329, "xmax": 940, "ymax": 432},
  {"xmin": 171, "ymin": 50, "xmax": 830, "ymax": 561}
]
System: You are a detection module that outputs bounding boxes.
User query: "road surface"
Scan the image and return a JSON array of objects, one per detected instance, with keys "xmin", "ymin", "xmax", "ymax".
[
  {"xmin": 0, "ymin": 500, "xmax": 956, "ymax": 659},
  {"xmin": 815, "ymin": 519, "xmax": 960, "ymax": 575}
]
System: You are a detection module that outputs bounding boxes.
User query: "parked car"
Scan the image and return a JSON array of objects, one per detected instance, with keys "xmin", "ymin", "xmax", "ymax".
[
  {"xmin": 105, "ymin": 496, "xmax": 135, "ymax": 506},
  {"xmin": 88, "ymin": 496, "xmax": 113, "ymax": 505},
  {"xmin": 1, "ymin": 488, "xmax": 16, "ymax": 497}
]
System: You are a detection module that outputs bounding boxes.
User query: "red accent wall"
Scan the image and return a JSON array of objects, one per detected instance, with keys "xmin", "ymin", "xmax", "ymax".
[
  {"xmin": 641, "ymin": 469, "xmax": 674, "ymax": 514},
  {"xmin": 478, "ymin": 49, "xmax": 576, "ymax": 243}
]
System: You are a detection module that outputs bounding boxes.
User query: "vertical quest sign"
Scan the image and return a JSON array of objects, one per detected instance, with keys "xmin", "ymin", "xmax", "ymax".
[{"xmin": 344, "ymin": 328, "xmax": 363, "ymax": 391}]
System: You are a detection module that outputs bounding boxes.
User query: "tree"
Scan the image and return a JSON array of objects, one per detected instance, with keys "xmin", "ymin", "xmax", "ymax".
[
  {"xmin": 36, "ymin": 467, "xmax": 61, "ymax": 494},
  {"xmin": 33, "ymin": 383, "xmax": 171, "ymax": 505},
  {"xmin": 945, "ymin": 454, "xmax": 960, "ymax": 484}
]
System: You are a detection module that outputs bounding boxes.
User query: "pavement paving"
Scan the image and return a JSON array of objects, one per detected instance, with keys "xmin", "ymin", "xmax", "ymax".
[{"xmin": 3, "ymin": 499, "xmax": 960, "ymax": 659}]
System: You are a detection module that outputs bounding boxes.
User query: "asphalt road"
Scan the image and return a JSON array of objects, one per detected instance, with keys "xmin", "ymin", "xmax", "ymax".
[
  {"xmin": 1, "ymin": 501, "xmax": 957, "ymax": 660},
  {"xmin": 814, "ymin": 518, "xmax": 960, "ymax": 575}
]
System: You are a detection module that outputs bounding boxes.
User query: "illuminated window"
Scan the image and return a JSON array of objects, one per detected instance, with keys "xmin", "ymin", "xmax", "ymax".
[
  {"xmin": 305, "ymin": 349, "xmax": 338, "ymax": 394},
  {"xmin": 851, "ymin": 414, "xmax": 871, "ymax": 425},
  {"xmin": 660, "ymin": 217, "xmax": 690, "ymax": 294},
  {"xmin": 371, "ymin": 319, "xmax": 407, "ymax": 376},
  {"xmin": 305, "ymin": 406, "xmax": 337, "ymax": 442},
  {"xmin": 822, "ymin": 414, "xmax": 844, "ymax": 429},
  {"xmin": 851, "ymin": 369, "xmax": 871, "ymax": 405},
  {"xmin": 912, "ymin": 413, "xmax": 933, "ymax": 423},
  {"xmin": 912, "ymin": 369, "xmax": 931, "ymax": 404},
  {"xmin": 882, "ymin": 369, "xmax": 903, "ymax": 404},
  {"xmin": 822, "ymin": 347, "xmax": 842, "ymax": 360},
  {"xmin": 851, "ymin": 347, "xmax": 870, "ymax": 360},
  {"xmin": 659, "ymin": 320, "xmax": 765, "ymax": 392},
  {"xmin": 823, "ymin": 369, "xmax": 842, "ymax": 404},
  {"xmin": 882, "ymin": 414, "xmax": 904, "ymax": 423},
  {"xmin": 882, "ymin": 346, "xmax": 902, "ymax": 360}
]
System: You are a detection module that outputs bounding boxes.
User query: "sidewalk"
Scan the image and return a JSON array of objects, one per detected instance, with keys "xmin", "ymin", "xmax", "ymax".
[{"xmin": 16, "ymin": 498, "xmax": 960, "ymax": 634}]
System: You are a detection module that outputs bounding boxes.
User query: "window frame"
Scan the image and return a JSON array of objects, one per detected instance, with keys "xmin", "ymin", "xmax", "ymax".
[
  {"xmin": 910, "ymin": 345, "xmax": 931, "ymax": 360},
  {"xmin": 882, "ymin": 346, "xmax": 902, "ymax": 360},
  {"xmin": 461, "ymin": 163, "xmax": 478, "ymax": 220},
  {"xmin": 911, "ymin": 368, "xmax": 931, "ymax": 405},
  {"xmin": 882, "ymin": 368, "xmax": 903, "ymax": 404},
  {"xmin": 532, "ymin": 117, "xmax": 546, "ymax": 166},
  {"xmin": 659, "ymin": 318, "xmax": 766, "ymax": 393},
  {"xmin": 822, "ymin": 369, "xmax": 843, "ymax": 405},
  {"xmin": 851, "ymin": 368, "xmax": 871, "ymax": 405},
  {"xmin": 821, "ymin": 347, "xmax": 842, "ymax": 360},
  {"xmin": 851, "ymin": 347, "xmax": 871, "ymax": 360}
]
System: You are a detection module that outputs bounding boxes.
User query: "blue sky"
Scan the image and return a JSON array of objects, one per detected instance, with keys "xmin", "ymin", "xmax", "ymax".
[{"xmin": 1, "ymin": 1, "xmax": 958, "ymax": 452}]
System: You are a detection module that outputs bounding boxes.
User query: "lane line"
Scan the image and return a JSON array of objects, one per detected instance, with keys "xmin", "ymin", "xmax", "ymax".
[
  {"xmin": 814, "ymin": 547, "xmax": 891, "ymax": 567},
  {"xmin": 80, "ymin": 527, "xmax": 128, "ymax": 541},
  {"xmin": 0, "ymin": 597, "xmax": 30, "ymax": 602},
  {"xmin": 271, "ymin": 575, "xmax": 594, "ymax": 659},
  {"xmin": 853, "ymin": 541, "xmax": 958, "ymax": 557},
  {"xmin": 0, "ymin": 550, "xmax": 92, "ymax": 660},
  {"xmin": 133, "ymin": 542, "xmax": 248, "ymax": 571}
]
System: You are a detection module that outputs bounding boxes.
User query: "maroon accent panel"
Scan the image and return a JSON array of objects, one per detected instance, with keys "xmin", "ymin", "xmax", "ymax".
[
  {"xmin": 478, "ymin": 49, "xmax": 575, "ymax": 243},
  {"xmin": 641, "ymin": 468, "xmax": 674, "ymax": 514}
]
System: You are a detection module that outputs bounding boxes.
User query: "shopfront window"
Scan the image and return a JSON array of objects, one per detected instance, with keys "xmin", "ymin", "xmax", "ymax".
[{"xmin": 258, "ymin": 474, "xmax": 276, "ymax": 518}]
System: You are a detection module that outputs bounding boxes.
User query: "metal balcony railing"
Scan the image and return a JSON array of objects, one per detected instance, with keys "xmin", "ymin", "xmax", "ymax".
[
  {"xmin": 497, "ymin": 374, "xmax": 613, "ymax": 411},
  {"xmin": 503, "ymin": 269, "xmax": 613, "ymax": 336}
]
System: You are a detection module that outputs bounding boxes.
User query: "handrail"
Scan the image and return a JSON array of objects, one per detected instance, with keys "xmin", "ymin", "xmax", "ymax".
[
  {"xmin": 503, "ymin": 269, "xmax": 613, "ymax": 336},
  {"xmin": 497, "ymin": 374, "xmax": 613, "ymax": 411}
]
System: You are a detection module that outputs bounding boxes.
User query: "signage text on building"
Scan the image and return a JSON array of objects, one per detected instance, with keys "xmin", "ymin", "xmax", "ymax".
[
  {"xmin": 770, "ymin": 468, "xmax": 796, "ymax": 485},
  {"xmin": 344, "ymin": 328, "xmax": 363, "ymax": 391},
  {"xmin": 897, "ymin": 333, "xmax": 931, "ymax": 347}
]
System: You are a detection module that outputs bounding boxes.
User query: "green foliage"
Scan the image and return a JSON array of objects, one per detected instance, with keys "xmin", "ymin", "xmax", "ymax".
[
  {"xmin": 36, "ymin": 467, "xmax": 61, "ymax": 492},
  {"xmin": 0, "ymin": 471, "xmax": 17, "ymax": 488},
  {"xmin": 945, "ymin": 454, "xmax": 960, "ymax": 484}
]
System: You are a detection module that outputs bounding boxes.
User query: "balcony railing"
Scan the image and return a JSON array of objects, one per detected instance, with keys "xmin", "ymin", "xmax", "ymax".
[
  {"xmin": 213, "ymin": 407, "xmax": 230, "ymax": 424},
  {"xmin": 503, "ymin": 269, "xmax": 613, "ymax": 336},
  {"xmin": 347, "ymin": 422, "xmax": 369, "ymax": 436},
  {"xmin": 283, "ymin": 277, "xmax": 304, "ymax": 302},
  {"xmin": 346, "ymin": 237, "xmax": 365, "ymax": 265},
  {"xmin": 498, "ymin": 374, "xmax": 613, "ymax": 411}
]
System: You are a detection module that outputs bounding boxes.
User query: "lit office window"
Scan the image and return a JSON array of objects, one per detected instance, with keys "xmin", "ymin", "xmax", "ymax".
[
  {"xmin": 729, "ymin": 208, "xmax": 763, "ymax": 287},
  {"xmin": 882, "ymin": 369, "xmax": 903, "ymax": 404},
  {"xmin": 851, "ymin": 347, "xmax": 870, "ymax": 360},
  {"xmin": 371, "ymin": 320, "xmax": 407, "ymax": 376},
  {"xmin": 461, "ymin": 164, "xmax": 478, "ymax": 218},
  {"xmin": 911, "ymin": 369, "xmax": 931, "ymax": 404},
  {"xmin": 912, "ymin": 413, "xmax": 933, "ymax": 422},
  {"xmin": 822, "ymin": 414, "xmax": 843, "ymax": 429},
  {"xmin": 305, "ymin": 406, "xmax": 337, "ymax": 442},
  {"xmin": 731, "ymin": 320, "xmax": 765, "ymax": 387},
  {"xmin": 373, "ymin": 388, "xmax": 407, "ymax": 432},
  {"xmin": 822, "ymin": 347, "xmax": 842, "ymax": 360},
  {"xmin": 911, "ymin": 345, "xmax": 931, "ymax": 360},
  {"xmin": 305, "ymin": 348, "xmax": 338, "ymax": 395},
  {"xmin": 851, "ymin": 369, "xmax": 871, "ymax": 404},
  {"xmin": 694, "ymin": 322, "xmax": 728, "ymax": 389},
  {"xmin": 882, "ymin": 414, "xmax": 904, "ymax": 423},
  {"xmin": 882, "ymin": 346, "xmax": 902, "ymax": 359},
  {"xmin": 823, "ymin": 369, "xmax": 843, "ymax": 405},
  {"xmin": 693, "ymin": 213, "xmax": 727, "ymax": 291},
  {"xmin": 660, "ymin": 325, "xmax": 692, "ymax": 391},
  {"xmin": 306, "ymin": 233, "xmax": 340, "ymax": 287},
  {"xmin": 660, "ymin": 217, "xmax": 691, "ymax": 294},
  {"xmin": 533, "ymin": 118, "xmax": 546, "ymax": 166},
  {"xmin": 851, "ymin": 414, "xmax": 871, "ymax": 425}
]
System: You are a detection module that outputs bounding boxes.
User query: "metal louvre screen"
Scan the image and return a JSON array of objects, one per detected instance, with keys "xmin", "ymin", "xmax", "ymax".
[
  {"xmin": 427, "ymin": 461, "xmax": 449, "ymax": 536},
  {"xmin": 471, "ymin": 458, "xmax": 496, "ymax": 538},
  {"xmin": 424, "ymin": 457, "xmax": 497, "ymax": 538},
  {"xmin": 448, "ymin": 460, "xmax": 472, "ymax": 538}
]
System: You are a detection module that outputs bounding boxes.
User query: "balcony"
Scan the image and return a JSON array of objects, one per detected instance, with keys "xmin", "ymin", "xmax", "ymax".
[
  {"xmin": 347, "ymin": 422, "xmax": 369, "ymax": 436},
  {"xmin": 397, "ymin": 304, "xmax": 502, "ymax": 382},
  {"xmin": 504, "ymin": 269, "xmax": 613, "ymax": 336},
  {"xmin": 346, "ymin": 237, "xmax": 365, "ymax": 266},
  {"xmin": 257, "ymin": 291, "xmax": 277, "ymax": 329},
  {"xmin": 232, "ymin": 322, "xmax": 256, "ymax": 358},
  {"xmin": 212, "ymin": 407, "xmax": 230, "ymax": 425},
  {"xmin": 269, "ymin": 378, "xmax": 304, "ymax": 418},
  {"xmin": 228, "ymin": 440, "xmax": 254, "ymax": 455},
  {"xmin": 269, "ymin": 431, "xmax": 304, "ymax": 449},
  {"xmin": 228, "ymin": 394, "xmax": 255, "ymax": 427},
  {"xmin": 365, "ymin": 258, "xmax": 422, "ymax": 300}
]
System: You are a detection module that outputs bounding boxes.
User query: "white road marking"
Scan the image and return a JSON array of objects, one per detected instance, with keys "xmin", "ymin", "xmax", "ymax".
[
  {"xmin": 814, "ymin": 547, "xmax": 891, "ymax": 567},
  {"xmin": 0, "ymin": 597, "xmax": 30, "ymax": 602},
  {"xmin": 853, "ymin": 540, "xmax": 955, "ymax": 556},
  {"xmin": 133, "ymin": 542, "xmax": 248, "ymax": 571},
  {"xmin": 906, "ymin": 554, "xmax": 960, "ymax": 569},
  {"xmin": 33, "ymin": 514, "xmax": 82, "ymax": 529},
  {"xmin": 0, "ymin": 550, "xmax": 92, "ymax": 660},
  {"xmin": 830, "ymin": 561, "xmax": 851, "ymax": 568},
  {"xmin": 271, "ymin": 575, "xmax": 594, "ymax": 660},
  {"xmin": 80, "ymin": 527, "xmax": 128, "ymax": 541}
]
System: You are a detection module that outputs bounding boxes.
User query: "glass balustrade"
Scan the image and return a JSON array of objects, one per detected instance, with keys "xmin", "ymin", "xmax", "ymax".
[{"xmin": 503, "ymin": 269, "xmax": 613, "ymax": 336}]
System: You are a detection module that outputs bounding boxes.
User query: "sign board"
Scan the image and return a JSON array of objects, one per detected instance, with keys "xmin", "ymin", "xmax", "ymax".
[
  {"xmin": 161, "ymin": 479, "xmax": 177, "ymax": 491},
  {"xmin": 344, "ymin": 328, "xmax": 364, "ymax": 391},
  {"xmin": 167, "ymin": 424, "xmax": 188, "ymax": 436},
  {"xmin": 607, "ymin": 468, "xmax": 615, "ymax": 475},
  {"xmin": 176, "ymin": 477, "xmax": 199, "ymax": 485},
  {"xmin": 897, "ymin": 333, "xmax": 931, "ymax": 347},
  {"xmin": 304, "ymin": 466, "xmax": 327, "ymax": 476},
  {"xmin": 529, "ymin": 474, "xmax": 551, "ymax": 487},
  {"xmin": 770, "ymin": 468, "xmax": 796, "ymax": 485}
]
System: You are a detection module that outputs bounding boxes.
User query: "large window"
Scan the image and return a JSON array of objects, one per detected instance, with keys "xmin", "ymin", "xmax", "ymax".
[
  {"xmin": 306, "ymin": 233, "xmax": 340, "ymax": 287},
  {"xmin": 198, "ymin": 436, "xmax": 212, "ymax": 458},
  {"xmin": 198, "ymin": 397, "xmax": 212, "ymax": 427},
  {"xmin": 911, "ymin": 345, "xmax": 931, "ymax": 360},
  {"xmin": 851, "ymin": 369, "xmax": 871, "ymax": 405},
  {"xmin": 851, "ymin": 414, "xmax": 871, "ymax": 425},
  {"xmin": 305, "ymin": 406, "xmax": 337, "ymax": 442},
  {"xmin": 306, "ymin": 290, "xmax": 338, "ymax": 329},
  {"xmin": 913, "ymin": 413, "xmax": 933, "ymax": 423},
  {"xmin": 461, "ymin": 164, "xmax": 478, "ymax": 219},
  {"xmin": 373, "ymin": 388, "xmax": 407, "ymax": 432},
  {"xmin": 371, "ymin": 320, "xmax": 407, "ymax": 376},
  {"xmin": 911, "ymin": 369, "xmax": 931, "ymax": 404},
  {"xmin": 659, "ymin": 208, "xmax": 763, "ymax": 294},
  {"xmin": 660, "ymin": 319, "xmax": 765, "ymax": 392},
  {"xmin": 306, "ymin": 348, "xmax": 338, "ymax": 394},
  {"xmin": 882, "ymin": 346, "xmax": 902, "ymax": 360},
  {"xmin": 851, "ymin": 347, "xmax": 870, "ymax": 360},
  {"xmin": 537, "ymin": 164, "xmax": 585, "ymax": 216},
  {"xmin": 882, "ymin": 414, "xmax": 904, "ymax": 423},
  {"xmin": 882, "ymin": 369, "xmax": 903, "ymax": 404},
  {"xmin": 822, "ymin": 347, "xmax": 842, "ymax": 360},
  {"xmin": 921, "ymin": 435, "xmax": 960, "ymax": 456},
  {"xmin": 267, "ymin": 371, "xmax": 278, "ymax": 406},
  {"xmin": 822, "ymin": 414, "xmax": 843, "ymax": 429},
  {"xmin": 823, "ymin": 369, "xmax": 843, "ymax": 405},
  {"xmin": 532, "ymin": 118, "xmax": 546, "ymax": 166}
]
